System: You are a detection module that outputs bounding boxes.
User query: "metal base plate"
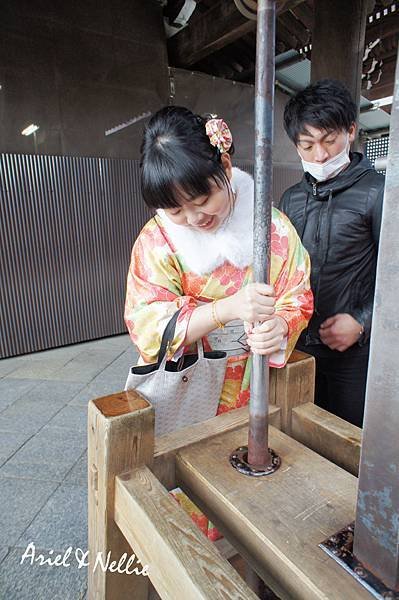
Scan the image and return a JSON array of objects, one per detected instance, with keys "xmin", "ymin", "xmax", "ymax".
[
  {"xmin": 320, "ymin": 523, "xmax": 399, "ymax": 599},
  {"xmin": 229, "ymin": 446, "xmax": 281, "ymax": 476}
]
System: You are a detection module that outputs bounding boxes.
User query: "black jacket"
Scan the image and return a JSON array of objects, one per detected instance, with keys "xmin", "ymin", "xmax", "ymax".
[{"xmin": 279, "ymin": 152, "xmax": 384, "ymax": 356}]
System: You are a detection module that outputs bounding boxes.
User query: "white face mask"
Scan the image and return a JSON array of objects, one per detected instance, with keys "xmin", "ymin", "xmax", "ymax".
[{"xmin": 299, "ymin": 138, "xmax": 351, "ymax": 182}]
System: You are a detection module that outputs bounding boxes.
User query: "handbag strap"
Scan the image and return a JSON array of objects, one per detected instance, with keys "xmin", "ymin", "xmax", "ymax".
[
  {"xmin": 158, "ymin": 308, "xmax": 183, "ymax": 366},
  {"xmin": 158, "ymin": 307, "xmax": 205, "ymax": 367}
]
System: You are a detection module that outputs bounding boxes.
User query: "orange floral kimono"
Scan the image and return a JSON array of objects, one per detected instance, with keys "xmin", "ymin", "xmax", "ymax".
[{"xmin": 124, "ymin": 167, "xmax": 313, "ymax": 539}]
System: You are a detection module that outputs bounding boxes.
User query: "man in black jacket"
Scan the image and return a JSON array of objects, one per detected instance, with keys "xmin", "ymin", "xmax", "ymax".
[{"xmin": 279, "ymin": 79, "xmax": 384, "ymax": 427}]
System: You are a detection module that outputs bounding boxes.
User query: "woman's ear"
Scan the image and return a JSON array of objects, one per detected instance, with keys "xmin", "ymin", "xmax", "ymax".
[{"xmin": 221, "ymin": 153, "xmax": 233, "ymax": 180}]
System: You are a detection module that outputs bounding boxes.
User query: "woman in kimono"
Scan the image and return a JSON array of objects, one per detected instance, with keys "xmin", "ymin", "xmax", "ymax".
[{"xmin": 125, "ymin": 106, "xmax": 313, "ymax": 539}]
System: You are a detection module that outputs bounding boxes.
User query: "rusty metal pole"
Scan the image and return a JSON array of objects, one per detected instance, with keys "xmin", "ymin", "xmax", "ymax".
[
  {"xmin": 229, "ymin": 0, "xmax": 280, "ymax": 476},
  {"xmin": 352, "ymin": 48, "xmax": 399, "ymax": 591},
  {"xmin": 247, "ymin": 0, "xmax": 276, "ymax": 468}
]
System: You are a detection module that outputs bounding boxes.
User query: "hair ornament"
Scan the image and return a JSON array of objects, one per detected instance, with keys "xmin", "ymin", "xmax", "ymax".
[{"xmin": 205, "ymin": 116, "xmax": 233, "ymax": 154}]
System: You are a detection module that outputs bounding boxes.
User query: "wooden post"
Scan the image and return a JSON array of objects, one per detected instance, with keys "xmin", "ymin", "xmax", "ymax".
[
  {"xmin": 87, "ymin": 391, "xmax": 154, "ymax": 600},
  {"xmin": 311, "ymin": 0, "xmax": 368, "ymax": 130},
  {"xmin": 270, "ymin": 350, "xmax": 315, "ymax": 434}
]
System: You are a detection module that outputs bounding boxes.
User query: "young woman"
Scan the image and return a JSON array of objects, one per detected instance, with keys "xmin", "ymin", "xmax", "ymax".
[{"xmin": 124, "ymin": 106, "xmax": 313, "ymax": 538}]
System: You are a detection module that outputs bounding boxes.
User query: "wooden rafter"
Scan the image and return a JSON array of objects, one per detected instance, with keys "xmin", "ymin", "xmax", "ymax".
[
  {"xmin": 167, "ymin": 0, "xmax": 398, "ymax": 97},
  {"xmin": 168, "ymin": 0, "xmax": 308, "ymax": 67},
  {"xmin": 362, "ymin": 61, "xmax": 396, "ymax": 101},
  {"xmin": 289, "ymin": 2, "xmax": 314, "ymax": 30},
  {"xmin": 366, "ymin": 9, "xmax": 399, "ymax": 43},
  {"xmin": 278, "ymin": 9, "xmax": 311, "ymax": 47},
  {"xmin": 276, "ymin": 19, "xmax": 303, "ymax": 50}
]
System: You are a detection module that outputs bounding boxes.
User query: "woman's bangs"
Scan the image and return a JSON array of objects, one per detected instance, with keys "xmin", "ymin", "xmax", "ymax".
[
  {"xmin": 176, "ymin": 156, "xmax": 229, "ymax": 201},
  {"xmin": 141, "ymin": 163, "xmax": 181, "ymax": 209},
  {"xmin": 175, "ymin": 161, "xmax": 215, "ymax": 202},
  {"xmin": 142, "ymin": 155, "xmax": 226, "ymax": 210}
]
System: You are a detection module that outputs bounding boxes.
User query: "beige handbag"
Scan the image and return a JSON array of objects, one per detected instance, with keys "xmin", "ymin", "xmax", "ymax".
[{"xmin": 125, "ymin": 309, "xmax": 228, "ymax": 436}]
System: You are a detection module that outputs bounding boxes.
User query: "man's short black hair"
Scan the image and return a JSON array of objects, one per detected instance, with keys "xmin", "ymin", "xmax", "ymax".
[{"xmin": 283, "ymin": 79, "xmax": 357, "ymax": 144}]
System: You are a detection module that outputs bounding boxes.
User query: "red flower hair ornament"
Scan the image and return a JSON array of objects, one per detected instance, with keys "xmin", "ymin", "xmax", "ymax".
[{"xmin": 205, "ymin": 116, "xmax": 233, "ymax": 154}]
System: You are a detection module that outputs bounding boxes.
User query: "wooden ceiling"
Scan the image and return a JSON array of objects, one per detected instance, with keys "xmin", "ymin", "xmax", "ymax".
[{"xmin": 165, "ymin": 0, "xmax": 399, "ymax": 105}]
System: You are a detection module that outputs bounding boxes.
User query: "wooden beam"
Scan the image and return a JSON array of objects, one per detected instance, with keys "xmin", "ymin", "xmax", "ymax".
[
  {"xmin": 370, "ymin": 42, "xmax": 398, "ymax": 62},
  {"xmin": 363, "ymin": 51, "xmax": 396, "ymax": 75},
  {"xmin": 87, "ymin": 391, "xmax": 154, "ymax": 600},
  {"xmin": 362, "ymin": 60, "xmax": 396, "ymax": 101},
  {"xmin": 168, "ymin": 0, "xmax": 307, "ymax": 67},
  {"xmin": 365, "ymin": 10, "xmax": 399, "ymax": 45},
  {"xmin": 168, "ymin": 0, "xmax": 254, "ymax": 67},
  {"xmin": 276, "ymin": 20, "xmax": 301, "ymax": 51},
  {"xmin": 229, "ymin": 66, "xmax": 256, "ymax": 83},
  {"xmin": 278, "ymin": 11, "xmax": 311, "ymax": 48},
  {"xmin": 291, "ymin": 402, "xmax": 362, "ymax": 476},
  {"xmin": 175, "ymin": 426, "xmax": 371, "ymax": 599},
  {"xmin": 114, "ymin": 466, "xmax": 258, "ymax": 599},
  {"xmin": 362, "ymin": 79, "xmax": 394, "ymax": 101},
  {"xmin": 290, "ymin": 2, "xmax": 314, "ymax": 31},
  {"xmin": 232, "ymin": 38, "xmax": 256, "ymax": 68},
  {"xmin": 277, "ymin": 0, "xmax": 308, "ymax": 13},
  {"xmin": 311, "ymin": 0, "xmax": 368, "ymax": 122},
  {"xmin": 375, "ymin": 54, "xmax": 398, "ymax": 75},
  {"xmin": 153, "ymin": 404, "xmax": 281, "ymax": 489}
]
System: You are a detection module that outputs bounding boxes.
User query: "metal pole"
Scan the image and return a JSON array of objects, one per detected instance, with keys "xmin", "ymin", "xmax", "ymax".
[
  {"xmin": 247, "ymin": 0, "xmax": 276, "ymax": 468},
  {"xmin": 353, "ymin": 47, "xmax": 399, "ymax": 591}
]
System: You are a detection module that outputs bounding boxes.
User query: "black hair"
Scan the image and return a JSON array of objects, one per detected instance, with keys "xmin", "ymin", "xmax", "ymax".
[
  {"xmin": 283, "ymin": 79, "xmax": 357, "ymax": 144},
  {"xmin": 140, "ymin": 106, "xmax": 234, "ymax": 210}
]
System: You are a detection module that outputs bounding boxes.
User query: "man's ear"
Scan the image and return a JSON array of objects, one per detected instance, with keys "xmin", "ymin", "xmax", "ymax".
[
  {"xmin": 221, "ymin": 153, "xmax": 233, "ymax": 180},
  {"xmin": 348, "ymin": 123, "xmax": 357, "ymax": 144}
]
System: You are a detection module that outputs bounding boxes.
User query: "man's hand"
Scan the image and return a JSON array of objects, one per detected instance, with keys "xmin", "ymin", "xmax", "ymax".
[{"xmin": 319, "ymin": 313, "xmax": 363, "ymax": 352}]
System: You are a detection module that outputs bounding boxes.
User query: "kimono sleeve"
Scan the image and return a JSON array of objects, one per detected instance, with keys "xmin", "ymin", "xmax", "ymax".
[
  {"xmin": 124, "ymin": 222, "xmax": 197, "ymax": 364},
  {"xmin": 270, "ymin": 209, "xmax": 313, "ymax": 367}
]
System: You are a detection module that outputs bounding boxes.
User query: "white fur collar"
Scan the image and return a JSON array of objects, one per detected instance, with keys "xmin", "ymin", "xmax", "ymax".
[{"xmin": 157, "ymin": 167, "xmax": 254, "ymax": 275}]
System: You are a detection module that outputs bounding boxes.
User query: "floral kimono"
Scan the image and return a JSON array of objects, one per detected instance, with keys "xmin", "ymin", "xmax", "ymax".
[{"xmin": 125, "ymin": 167, "xmax": 313, "ymax": 538}]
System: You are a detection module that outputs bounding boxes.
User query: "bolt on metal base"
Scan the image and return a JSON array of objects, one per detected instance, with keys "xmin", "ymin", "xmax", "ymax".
[
  {"xmin": 229, "ymin": 446, "xmax": 281, "ymax": 476},
  {"xmin": 320, "ymin": 523, "xmax": 399, "ymax": 599}
]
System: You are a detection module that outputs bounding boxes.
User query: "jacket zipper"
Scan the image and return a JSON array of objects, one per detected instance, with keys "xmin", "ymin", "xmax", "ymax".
[
  {"xmin": 315, "ymin": 208, "xmax": 322, "ymax": 243},
  {"xmin": 305, "ymin": 181, "xmax": 323, "ymax": 345},
  {"xmin": 312, "ymin": 183, "xmax": 321, "ymax": 242}
]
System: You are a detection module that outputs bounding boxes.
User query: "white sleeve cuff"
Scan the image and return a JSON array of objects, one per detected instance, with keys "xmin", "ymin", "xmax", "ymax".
[
  {"xmin": 170, "ymin": 345, "xmax": 184, "ymax": 362},
  {"xmin": 268, "ymin": 336, "xmax": 288, "ymax": 368}
]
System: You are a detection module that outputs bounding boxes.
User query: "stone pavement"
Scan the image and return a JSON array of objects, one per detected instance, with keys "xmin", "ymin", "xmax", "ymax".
[{"xmin": 0, "ymin": 334, "xmax": 139, "ymax": 600}]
